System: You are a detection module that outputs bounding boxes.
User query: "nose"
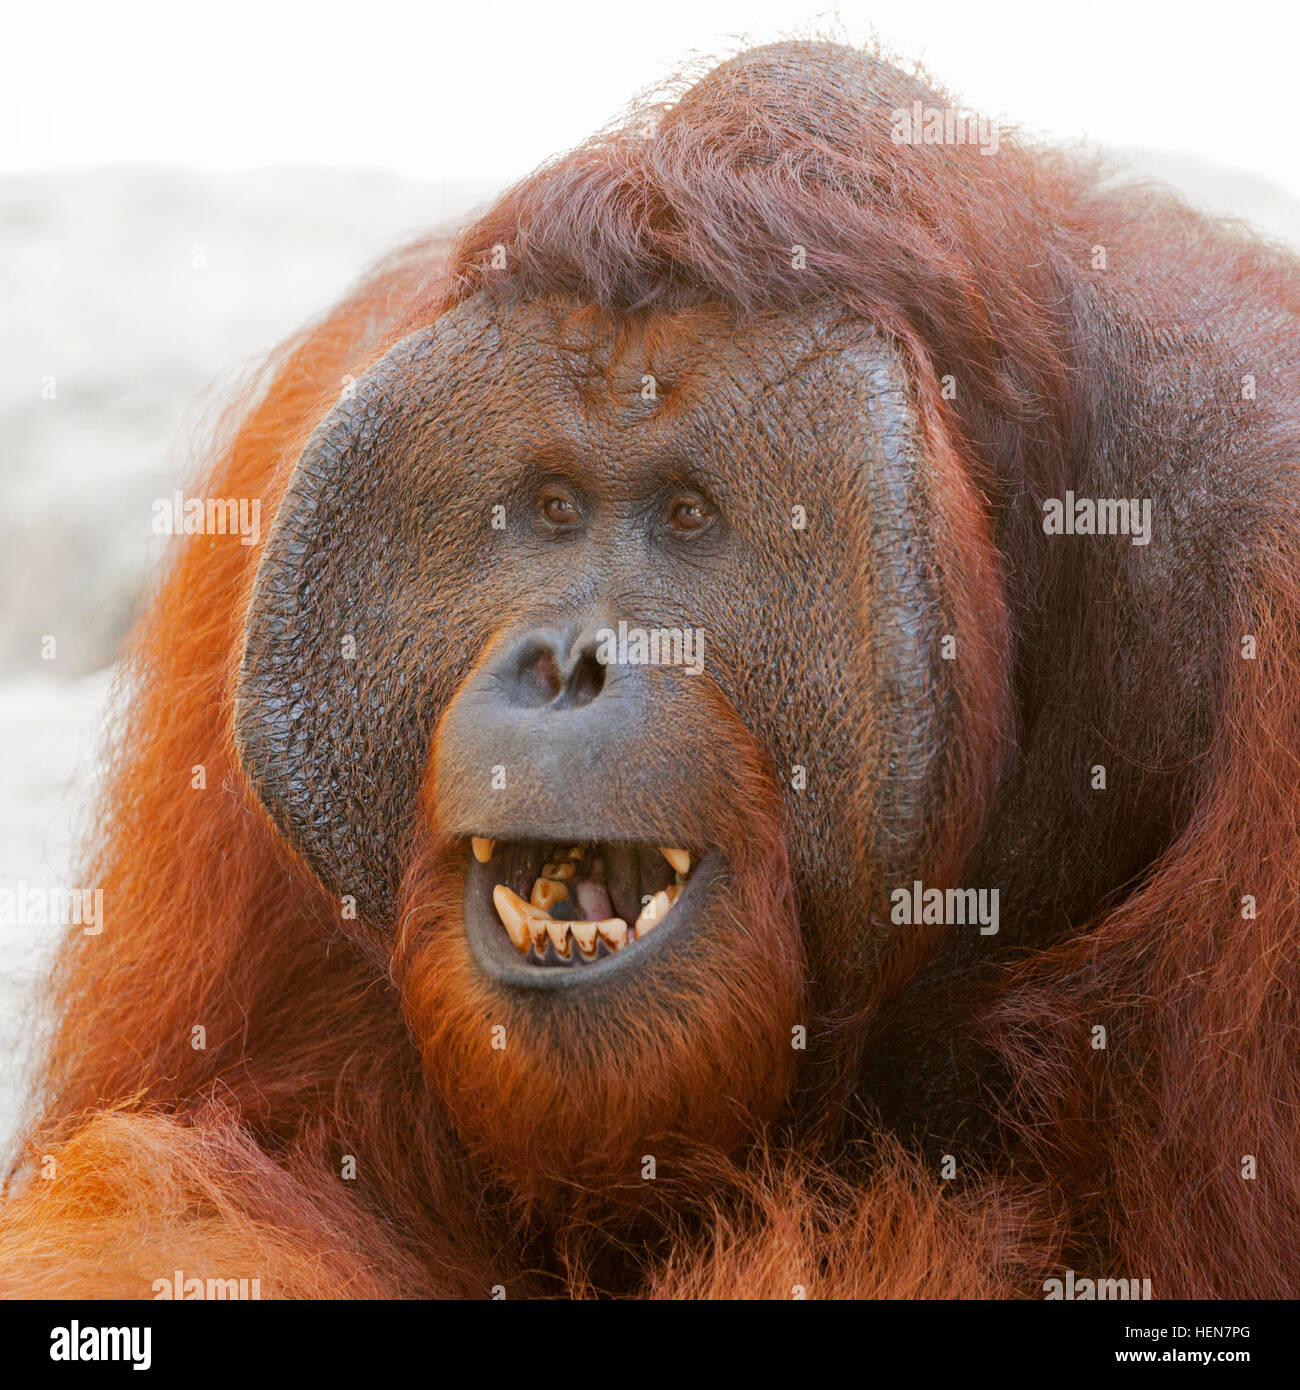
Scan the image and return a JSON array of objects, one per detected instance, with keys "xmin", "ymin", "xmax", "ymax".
[
  {"xmin": 434, "ymin": 613, "xmax": 708, "ymax": 842},
  {"xmin": 495, "ymin": 624, "xmax": 611, "ymax": 711},
  {"xmin": 435, "ymin": 614, "xmax": 645, "ymax": 832}
]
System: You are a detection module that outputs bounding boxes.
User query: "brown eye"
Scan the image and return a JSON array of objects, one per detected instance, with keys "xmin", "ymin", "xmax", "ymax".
[
  {"xmin": 538, "ymin": 489, "xmax": 579, "ymax": 526},
  {"xmin": 670, "ymin": 497, "xmax": 711, "ymax": 533}
]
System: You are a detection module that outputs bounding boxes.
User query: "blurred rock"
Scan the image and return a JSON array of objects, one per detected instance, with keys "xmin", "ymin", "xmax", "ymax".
[
  {"xmin": 0, "ymin": 167, "xmax": 502, "ymax": 677},
  {"xmin": 0, "ymin": 669, "xmax": 110, "ymax": 1153}
]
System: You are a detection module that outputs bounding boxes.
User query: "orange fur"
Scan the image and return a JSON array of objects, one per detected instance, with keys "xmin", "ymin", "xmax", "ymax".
[{"xmin": 3, "ymin": 39, "xmax": 1298, "ymax": 1298}]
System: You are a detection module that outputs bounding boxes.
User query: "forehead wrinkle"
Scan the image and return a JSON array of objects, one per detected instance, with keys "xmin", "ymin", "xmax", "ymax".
[
  {"xmin": 497, "ymin": 297, "xmax": 739, "ymax": 427},
  {"xmin": 484, "ymin": 305, "xmax": 604, "ymax": 458},
  {"xmin": 476, "ymin": 297, "xmax": 866, "ymax": 484},
  {"xmin": 673, "ymin": 325, "xmax": 858, "ymax": 460}
]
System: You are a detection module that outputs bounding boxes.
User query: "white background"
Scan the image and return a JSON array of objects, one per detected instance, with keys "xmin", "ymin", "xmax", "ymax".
[{"xmin": 3, "ymin": 0, "xmax": 1298, "ymax": 198}]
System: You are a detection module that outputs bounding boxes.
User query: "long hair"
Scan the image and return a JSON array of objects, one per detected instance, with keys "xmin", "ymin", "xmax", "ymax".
[{"xmin": 4, "ymin": 39, "xmax": 1298, "ymax": 1298}]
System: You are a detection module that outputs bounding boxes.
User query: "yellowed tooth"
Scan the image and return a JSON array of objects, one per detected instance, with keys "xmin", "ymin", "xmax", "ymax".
[
  {"xmin": 660, "ymin": 847, "xmax": 690, "ymax": 875},
  {"xmin": 542, "ymin": 860, "xmax": 576, "ymax": 881},
  {"xmin": 570, "ymin": 920, "xmax": 598, "ymax": 957},
  {"xmin": 530, "ymin": 877, "xmax": 569, "ymax": 911},
  {"xmin": 472, "ymin": 837, "xmax": 495, "ymax": 864},
  {"xmin": 492, "ymin": 885, "xmax": 531, "ymax": 954},
  {"xmin": 529, "ymin": 916, "xmax": 551, "ymax": 953},
  {"xmin": 634, "ymin": 888, "xmax": 674, "ymax": 938},
  {"xmin": 596, "ymin": 918, "xmax": 629, "ymax": 950},
  {"xmin": 566, "ymin": 846, "xmax": 586, "ymax": 861},
  {"xmin": 546, "ymin": 920, "xmax": 572, "ymax": 959}
]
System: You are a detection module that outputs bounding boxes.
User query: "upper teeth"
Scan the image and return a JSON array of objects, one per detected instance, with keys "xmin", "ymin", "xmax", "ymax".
[
  {"xmin": 485, "ymin": 844, "xmax": 694, "ymax": 963},
  {"xmin": 530, "ymin": 877, "xmax": 569, "ymax": 911}
]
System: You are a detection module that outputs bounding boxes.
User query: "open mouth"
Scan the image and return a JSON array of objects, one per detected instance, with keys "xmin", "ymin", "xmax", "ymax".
[{"xmin": 465, "ymin": 837, "xmax": 702, "ymax": 972}]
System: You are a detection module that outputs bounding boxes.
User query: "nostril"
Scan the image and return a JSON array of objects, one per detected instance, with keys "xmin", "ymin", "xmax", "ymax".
[
  {"xmin": 563, "ymin": 648, "xmax": 607, "ymax": 709},
  {"xmin": 536, "ymin": 650, "xmax": 563, "ymax": 698},
  {"xmin": 511, "ymin": 640, "xmax": 565, "ymax": 707},
  {"xmin": 498, "ymin": 627, "xmax": 614, "ymax": 711}
]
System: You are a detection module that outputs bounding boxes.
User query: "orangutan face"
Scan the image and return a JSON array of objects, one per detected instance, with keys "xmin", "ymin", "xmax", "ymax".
[{"xmin": 234, "ymin": 291, "xmax": 969, "ymax": 1187}]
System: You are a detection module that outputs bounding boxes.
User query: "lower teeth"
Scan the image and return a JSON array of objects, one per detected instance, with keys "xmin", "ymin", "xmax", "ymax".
[{"xmin": 487, "ymin": 846, "xmax": 691, "ymax": 962}]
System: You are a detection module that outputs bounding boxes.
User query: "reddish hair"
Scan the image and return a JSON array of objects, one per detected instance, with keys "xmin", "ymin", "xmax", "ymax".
[{"xmin": 3, "ymin": 38, "xmax": 1298, "ymax": 1297}]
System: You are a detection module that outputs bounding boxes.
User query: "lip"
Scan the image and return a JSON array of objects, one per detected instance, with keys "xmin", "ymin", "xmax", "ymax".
[{"xmin": 465, "ymin": 843, "xmax": 725, "ymax": 993}]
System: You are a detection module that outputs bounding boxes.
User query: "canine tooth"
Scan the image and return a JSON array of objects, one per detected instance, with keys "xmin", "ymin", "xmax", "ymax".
[
  {"xmin": 596, "ymin": 918, "xmax": 629, "ymax": 950},
  {"xmin": 634, "ymin": 888, "xmax": 674, "ymax": 937},
  {"xmin": 660, "ymin": 847, "xmax": 690, "ymax": 875},
  {"xmin": 492, "ymin": 885, "xmax": 531, "ymax": 954},
  {"xmin": 472, "ymin": 837, "xmax": 495, "ymax": 863},
  {"xmin": 546, "ymin": 920, "xmax": 572, "ymax": 959},
  {"xmin": 530, "ymin": 877, "xmax": 569, "ymax": 911},
  {"xmin": 542, "ymin": 860, "xmax": 576, "ymax": 881},
  {"xmin": 570, "ymin": 920, "xmax": 599, "ymax": 957}
]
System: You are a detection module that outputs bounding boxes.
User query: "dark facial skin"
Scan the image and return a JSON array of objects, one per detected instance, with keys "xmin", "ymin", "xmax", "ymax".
[
  {"xmin": 233, "ymin": 291, "xmax": 987, "ymax": 1179},
  {"xmin": 237, "ymin": 293, "xmax": 959, "ymax": 1004}
]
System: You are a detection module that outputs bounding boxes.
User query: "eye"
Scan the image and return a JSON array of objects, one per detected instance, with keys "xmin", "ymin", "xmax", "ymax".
[
  {"xmin": 669, "ymin": 496, "xmax": 712, "ymax": 534},
  {"xmin": 537, "ymin": 487, "xmax": 581, "ymax": 528}
]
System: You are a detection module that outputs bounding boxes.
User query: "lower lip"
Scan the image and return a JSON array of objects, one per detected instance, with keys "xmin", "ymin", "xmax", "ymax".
[{"xmin": 463, "ymin": 849, "xmax": 723, "ymax": 992}]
